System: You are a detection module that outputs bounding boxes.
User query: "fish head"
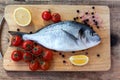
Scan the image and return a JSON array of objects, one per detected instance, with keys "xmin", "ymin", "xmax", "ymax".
[{"xmin": 79, "ymin": 27, "xmax": 101, "ymax": 48}]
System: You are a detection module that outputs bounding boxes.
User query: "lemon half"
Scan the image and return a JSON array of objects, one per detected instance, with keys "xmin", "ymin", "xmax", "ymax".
[
  {"xmin": 13, "ymin": 7, "xmax": 31, "ymax": 27},
  {"xmin": 69, "ymin": 55, "xmax": 89, "ymax": 66}
]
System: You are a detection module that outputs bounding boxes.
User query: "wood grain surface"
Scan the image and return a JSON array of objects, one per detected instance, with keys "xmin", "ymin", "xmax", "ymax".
[
  {"xmin": 0, "ymin": 0, "xmax": 120, "ymax": 80},
  {"xmin": 3, "ymin": 5, "xmax": 111, "ymax": 71}
]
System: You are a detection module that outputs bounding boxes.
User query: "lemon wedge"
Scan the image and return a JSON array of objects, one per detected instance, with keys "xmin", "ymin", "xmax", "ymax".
[
  {"xmin": 13, "ymin": 7, "xmax": 31, "ymax": 27},
  {"xmin": 69, "ymin": 55, "xmax": 89, "ymax": 66}
]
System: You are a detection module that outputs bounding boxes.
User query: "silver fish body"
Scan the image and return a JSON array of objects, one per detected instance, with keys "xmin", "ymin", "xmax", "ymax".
[{"xmin": 22, "ymin": 21, "xmax": 101, "ymax": 52}]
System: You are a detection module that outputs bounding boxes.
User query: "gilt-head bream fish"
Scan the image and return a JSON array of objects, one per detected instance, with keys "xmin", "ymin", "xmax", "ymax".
[{"xmin": 9, "ymin": 21, "xmax": 101, "ymax": 52}]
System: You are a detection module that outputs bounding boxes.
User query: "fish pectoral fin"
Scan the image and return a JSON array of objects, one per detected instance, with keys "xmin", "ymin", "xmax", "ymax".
[
  {"xmin": 61, "ymin": 29, "xmax": 78, "ymax": 40},
  {"xmin": 79, "ymin": 28, "xmax": 85, "ymax": 38}
]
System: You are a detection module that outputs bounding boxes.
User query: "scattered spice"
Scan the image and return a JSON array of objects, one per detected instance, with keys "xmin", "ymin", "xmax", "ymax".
[
  {"xmin": 94, "ymin": 21, "xmax": 98, "ymax": 25},
  {"xmin": 72, "ymin": 51, "xmax": 75, "ymax": 53},
  {"xmin": 92, "ymin": 16, "xmax": 95, "ymax": 18},
  {"xmin": 54, "ymin": 50, "xmax": 57, "ymax": 52},
  {"xmin": 62, "ymin": 55, "xmax": 65, "ymax": 58},
  {"xmin": 91, "ymin": 12, "xmax": 94, "ymax": 15},
  {"xmin": 29, "ymin": 31, "xmax": 33, "ymax": 34},
  {"xmin": 63, "ymin": 60, "xmax": 66, "ymax": 63},
  {"xmin": 93, "ymin": 20, "xmax": 96, "ymax": 22},
  {"xmin": 92, "ymin": 6, "xmax": 95, "ymax": 9},
  {"xmin": 90, "ymin": 27, "xmax": 93, "ymax": 29},
  {"xmin": 59, "ymin": 52, "xmax": 62, "ymax": 55},
  {"xmin": 85, "ymin": 19, "xmax": 89, "ymax": 22},
  {"xmin": 76, "ymin": 10, "xmax": 80, "ymax": 13},
  {"xmin": 80, "ymin": 17, "xmax": 82, "ymax": 19},
  {"xmin": 83, "ymin": 20, "xmax": 88, "ymax": 25},
  {"xmin": 17, "ymin": 28, "xmax": 20, "ymax": 31},
  {"xmin": 34, "ymin": 42, "xmax": 38, "ymax": 46},
  {"xmin": 73, "ymin": 17, "xmax": 76, "ymax": 21},
  {"xmin": 97, "ymin": 26, "xmax": 99, "ymax": 29},
  {"xmin": 76, "ymin": 17, "xmax": 79, "ymax": 19},
  {"xmin": 74, "ymin": 7, "xmax": 102, "ymax": 30},
  {"xmin": 85, "ymin": 12, "xmax": 88, "ymax": 15},
  {"xmin": 85, "ymin": 52, "xmax": 88, "ymax": 55},
  {"xmin": 97, "ymin": 54, "xmax": 100, "ymax": 57}
]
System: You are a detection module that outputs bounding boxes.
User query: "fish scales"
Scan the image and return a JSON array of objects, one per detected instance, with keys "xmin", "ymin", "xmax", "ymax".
[{"xmin": 9, "ymin": 21, "xmax": 101, "ymax": 52}]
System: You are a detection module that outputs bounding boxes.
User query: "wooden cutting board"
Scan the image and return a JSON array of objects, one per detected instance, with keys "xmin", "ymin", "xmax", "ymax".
[{"xmin": 3, "ymin": 5, "xmax": 111, "ymax": 71}]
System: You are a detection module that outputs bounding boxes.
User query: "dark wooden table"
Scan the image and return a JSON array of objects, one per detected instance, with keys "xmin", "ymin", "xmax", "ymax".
[{"xmin": 0, "ymin": 0, "xmax": 120, "ymax": 80}]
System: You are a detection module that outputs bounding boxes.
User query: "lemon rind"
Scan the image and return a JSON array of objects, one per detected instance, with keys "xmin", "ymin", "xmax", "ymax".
[
  {"xmin": 13, "ymin": 7, "xmax": 31, "ymax": 27},
  {"xmin": 69, "ymin": 55, "xmax": 89, "ymax": 66}
]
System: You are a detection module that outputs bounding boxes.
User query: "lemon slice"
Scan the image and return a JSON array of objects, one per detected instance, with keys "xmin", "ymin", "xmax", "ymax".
[
  {"xmin": 69, "ymin": 55, "xmax": 89, "ymax": 66},
  {"xmin": 13, "ymin": 7, "xmax": 31, "ymax": 27}
]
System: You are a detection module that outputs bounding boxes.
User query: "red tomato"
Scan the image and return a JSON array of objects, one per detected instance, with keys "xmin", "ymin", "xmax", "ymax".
[
  {"xmin": 29, "ymin": 60, "xmax": 39, "ymax": 71},
  {"xmin": 22, "ymin": 40, "xmax": 34, "ymax": 51},
  {"xmin": 11, "ymin": 50, "xmax": 23, "ymax": 61},
  {"xmin": 52, "ymin": 13, "xmax": 61, "ymax": 23},
  {"xmin": 40, "ymin": 61, "xmax": 50, "ymax": 71},
  {"xmin": 42, "ymin": 11, "xmax": 52, "ymax": 21},
  {"xmin": 42, "ymin": 50, "xmax": 53, "ymax": 61},
  {"xmin": 11, "ymin": 35, "xmax": 22, "ymax": 46},
  {"xmin": 32, "ymin": 45, "xmax": 43, "ymax": 56},
  {"xmin": 23, "ymin": 52, "xmax": 32, "ymax": 63}
]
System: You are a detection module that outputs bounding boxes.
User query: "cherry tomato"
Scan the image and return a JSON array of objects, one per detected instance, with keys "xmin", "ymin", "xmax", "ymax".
[
  {"xmin": 32, "ymin": 45, "xmax": 43, "ymax": 56},
  {"xmin": 11, "ymin": 35, "xmax": 22, "ymax": 46},
  {"xmin": 40, "ymin": 61, "xmax": 50, "ymax": 71},
  {"xmin": 42, "ymin": 11, "xmax": 52, "ymax": 21},
  {"xmin": 42, "ymin": 50, "xmax": 53, "ymax": 61},
  {"xmin": 11, "ymin": 50, "xmax": 23, "ymax": 61},
  {"xmin": 23, "ymin": 52, "xmax": 32, "ymax": 63},
  {"xmin": 52, "ymin": 13, "xmax": 61, "ymax": 23},
  {"xmin": 29, "ymin": 60, "xmax": 39, "ymax": 71},
  {"xmin": 22, "ymin": 40, "xmax": 34, "ymax": 51}
]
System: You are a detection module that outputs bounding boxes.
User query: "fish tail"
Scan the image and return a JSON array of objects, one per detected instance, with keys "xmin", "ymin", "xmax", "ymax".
[{"xmin": 8, "ymin": 31, "xmax": 28, "ymax": 37}]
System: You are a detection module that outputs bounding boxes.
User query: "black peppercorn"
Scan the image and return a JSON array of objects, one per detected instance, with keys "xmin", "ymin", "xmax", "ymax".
[
  {"xmin": 92, "ymin": 6, "xmax": 95, "ymax": 9},
  {"xmin": 83, "ymin": 20, "xmax": 87, "ymax": 25},
  {"xmin": 93, "ymin": 20, "xmax": 96, "ymax": 22},
  {"xmin": 85, "ymin": 52, "xmax": 88, "ymax": 55},
  {"xmin": 59, "ymin": 52, "xmax": 62, "ymax": 55},
  {"xmin": 76, "ymin": 10, "xmax": 80, "ymax": 13},
  {"xmin": 63, "ymin": 60, "xmax": 66, "ymax": 63},
  {"xmin": 29, "ymin": 31, "xmax": 33, "ymax": 34},
  {"xmin": 72, "ymin": 51, "xmax": 75, "ymax": 53},
  {"xmin": 97, "ymin": 26, "xmax": 99, "ymax": 29},
  {"xmin": 90, "ymin": 27, "xmax": 93, "ymax": 29},
  {"xmin": 92, "ymin": 16, "xmax": 95, "ymax": 18},
  {"xmin": 85, "ymin": 12, "xmax": 88, "ymax": 15},
  {"xmin": 91, "ymin": 12, "xmax": 94, "ymax": 15},
  {"xmin": 54, "ymin": 50, "xmax": 57, "ymax": 52},
  {"xmin": 73, "ymin": 17, "xmax": 76, "ymax": 21},
  {"xmin": 17, "ymin": 28, "xmax": 20, "ymax": 31},
  {"xmin": 95, "ymin": 21, "xmax": 98, "ymax": 25},
  {"xmin": 80, "ymin": 17, "xmax": 82, "ymax": 19},
  {"xmin": 62, "ymin": 55, "xmax": 65, "ymax": 58},
  {"xmin": 85, "ymin": 19, "xmax": 89, "ymax": 22},
  {"xmin": 76, "ymin": 17, "xmax": 78, "ymax": 19},
  {"xmin": 97, "ymin": 54, "xmax": 100, "ymax": 57}
]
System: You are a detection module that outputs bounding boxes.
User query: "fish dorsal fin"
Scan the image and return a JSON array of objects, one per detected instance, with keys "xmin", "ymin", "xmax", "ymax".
[
  {"xmin": 8, "ymin": 31, "xmax": 28, "ymax": 37},
  {"xmin": 61, "ymin": 29, "xmax": 78, "ymax": 40}
]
